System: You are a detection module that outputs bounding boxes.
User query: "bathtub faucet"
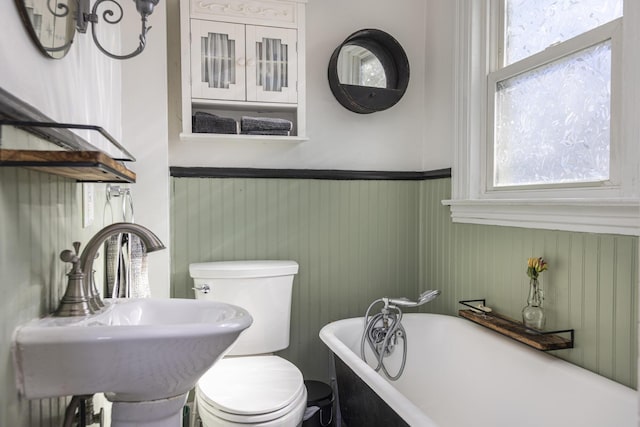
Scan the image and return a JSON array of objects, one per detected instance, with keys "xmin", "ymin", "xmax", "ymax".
[
  {"xmin": 361, "ymin": 290, "xmax": 440, "ymax": 380},
  {"xmin": 375, "ymin": 290, "xmax": 440, "ymax": 354}
]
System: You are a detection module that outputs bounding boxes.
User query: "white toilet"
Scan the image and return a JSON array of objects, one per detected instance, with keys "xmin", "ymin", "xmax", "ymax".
[{"xmin": 189, "ymin": 260, "xmax": 307, "ymax": 427}]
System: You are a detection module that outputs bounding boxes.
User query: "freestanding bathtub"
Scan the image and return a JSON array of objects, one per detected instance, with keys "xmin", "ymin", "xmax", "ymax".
[{"xmin": 319, "ymin": 313, "xmax": 636, "ymax": 427}]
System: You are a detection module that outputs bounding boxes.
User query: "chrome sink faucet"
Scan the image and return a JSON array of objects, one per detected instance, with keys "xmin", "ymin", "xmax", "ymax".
[{"xmin": 54, "ymin": 222, "xmax": 165, "ymax": 317}]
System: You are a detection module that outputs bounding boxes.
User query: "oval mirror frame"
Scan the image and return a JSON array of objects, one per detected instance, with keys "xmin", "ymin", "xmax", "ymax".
[
  {"xmin": 14, "ymin": 0, "xmax": 76, "ymax": 59},
  {"xmin": 328, "ymin": 29, "xmax": 410, "ymax": 114}
]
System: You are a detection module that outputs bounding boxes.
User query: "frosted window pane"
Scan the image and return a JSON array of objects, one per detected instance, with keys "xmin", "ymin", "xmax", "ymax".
[
  {"xmin": 494, "ymin": 41, "xmax": 611, "ymax": 187},
  {"xmin": 505, "ymin": 0, "xmax": 622, "ymax": 65}
]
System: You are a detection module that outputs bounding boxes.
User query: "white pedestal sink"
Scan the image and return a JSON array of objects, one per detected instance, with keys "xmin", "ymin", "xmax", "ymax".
[{"xmin": 12, "ymin": 298, "xmax": 252, "ymax": 427}]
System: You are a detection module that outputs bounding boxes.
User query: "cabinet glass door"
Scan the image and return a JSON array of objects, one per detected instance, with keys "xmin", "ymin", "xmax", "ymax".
[
  {"xmin": 246, "ymin": 26, "xmax": 298, "ymax": 103},
  {"xmin": 191, "ymin": 20, "xmax": 245, "ymax": 100}
]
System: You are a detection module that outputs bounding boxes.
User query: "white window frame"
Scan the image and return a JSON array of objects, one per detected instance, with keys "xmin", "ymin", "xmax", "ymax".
[{"xmin": 443, "ymin": 0, "xmax": 640, "ymax": 236}]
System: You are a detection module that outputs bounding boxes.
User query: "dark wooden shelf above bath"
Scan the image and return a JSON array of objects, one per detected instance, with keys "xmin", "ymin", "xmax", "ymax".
[
  {"xmin": 0, "ymin": 149, "xmax": 136, "ymax": 183},
  {"xmin": 458, "ymin": 307, "xmax": 574, "ymax": 351}
]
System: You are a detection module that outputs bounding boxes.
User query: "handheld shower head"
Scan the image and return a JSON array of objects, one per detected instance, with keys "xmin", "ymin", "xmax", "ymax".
[
  {"xmin": 387, "ymin": 297, "xmax": 414, "ymax": 307},
  {"xmin": 385, "ymin": 290, "xmax": 440, "ymax": 308},
  {"xmin": 419, "ymin": 289, "xmax": 441, "ymax": 304}
]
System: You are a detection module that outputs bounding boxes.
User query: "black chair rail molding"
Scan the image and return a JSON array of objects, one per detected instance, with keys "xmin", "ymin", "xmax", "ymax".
[{"xmin": 14, "ymin": 0, "xmax": 160, "ymax": 60}]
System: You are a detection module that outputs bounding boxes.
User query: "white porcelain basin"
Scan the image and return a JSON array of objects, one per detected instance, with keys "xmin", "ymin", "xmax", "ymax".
[{"xmin": 12, "ymin": 298, "xmax": 252, "ymax": 402}]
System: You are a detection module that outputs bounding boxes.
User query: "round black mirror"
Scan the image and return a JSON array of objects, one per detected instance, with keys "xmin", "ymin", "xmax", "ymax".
[{"xmin": 328, "ymin": 29, "xmax": 410, "ymax": 114}]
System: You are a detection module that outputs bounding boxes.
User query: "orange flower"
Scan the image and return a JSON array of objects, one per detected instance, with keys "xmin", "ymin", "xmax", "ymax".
[{"xmin": 527, "ymin": 257, "xmax": 548, "ymax": 279}]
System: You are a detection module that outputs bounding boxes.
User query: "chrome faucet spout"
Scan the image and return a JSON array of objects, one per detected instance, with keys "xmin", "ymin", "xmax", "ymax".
[
  {"xmin": 54, "ymin": 223, "xmax": 165, "ymax": 317},
  {"xmin": 78, "ymin": 222, "xmax": 165, "ymax": 313}
]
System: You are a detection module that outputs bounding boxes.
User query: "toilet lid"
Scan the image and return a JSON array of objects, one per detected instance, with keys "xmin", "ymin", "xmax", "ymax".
[{"xmin": 197, "ymin": 356, "xmax": 304, "ymax": 417}]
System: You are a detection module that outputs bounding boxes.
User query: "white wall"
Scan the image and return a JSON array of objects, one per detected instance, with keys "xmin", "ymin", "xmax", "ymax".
[
  {"xmin": 424, "ymin": 0, "xmax": 456, "ymax": 171},
  {"xmin": 0, "ymin": 2, "xmax": 121, "ymax": 141},
  {"xmin": 167, "ymin": 0, "xmax": 452, "ymax": 172},
  {"xmin": 121, "ymin": 6, "xmax": 171, "ymax": 298}
]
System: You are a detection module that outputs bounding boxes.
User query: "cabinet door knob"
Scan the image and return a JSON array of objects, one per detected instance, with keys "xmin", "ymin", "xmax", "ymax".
[
  {"xmin": 237, "ymin": 58, "xmax": 246, "ymax": 66},
  {"xmin": 246, "ymin": 58, "xmax": 256, "ymax": 67}
]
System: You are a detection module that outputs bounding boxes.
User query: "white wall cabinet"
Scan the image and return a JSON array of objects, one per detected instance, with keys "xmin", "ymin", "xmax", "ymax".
[
  {"xmin": 180, "ymin": 0, "xmax": 306, "ymax": 141},
  {"xmin": 191, "ymin": 20, "xmax": 298, "ymax": 104}
]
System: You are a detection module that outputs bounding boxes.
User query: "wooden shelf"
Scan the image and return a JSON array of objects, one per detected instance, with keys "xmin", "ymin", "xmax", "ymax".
[
  {"xmin": 0, "ymin": 149, "xmax": 136, "ymax": 183},
  {"xmin": 179, "ymin": 132, "xmax": 307, "ymax": 144},
  {"xmin": 458, "ymin": 309, "xmax": 574, "ymax": 351},
  {"xmin": 0, "ymin": 87, "xmax": 136, "ymax": 183}
]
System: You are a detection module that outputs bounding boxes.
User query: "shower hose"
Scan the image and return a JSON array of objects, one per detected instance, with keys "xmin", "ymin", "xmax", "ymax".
[{"xmin": 360, "ymin": 298, "xmax": 408, "ymax": 381}]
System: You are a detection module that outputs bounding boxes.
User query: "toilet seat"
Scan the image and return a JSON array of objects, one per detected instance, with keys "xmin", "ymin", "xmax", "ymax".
[
  {"xmin": 197, "ymin": 385, "xmax": 307, "ymax": 425},
  {"xmin": 197, "ymin": 355, "xmax": 306, "ymax": 425}
]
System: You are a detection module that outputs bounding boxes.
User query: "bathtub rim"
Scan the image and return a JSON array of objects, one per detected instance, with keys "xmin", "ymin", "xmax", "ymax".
[{"xmin": 319, "ymin": 315, "xmax": 439, "ymax": 427}]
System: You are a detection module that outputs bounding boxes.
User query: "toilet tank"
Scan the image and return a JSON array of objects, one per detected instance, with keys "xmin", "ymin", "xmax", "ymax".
[{"xmin": 189, "ymin": 260, "xmax": 299, "ymax": 356}]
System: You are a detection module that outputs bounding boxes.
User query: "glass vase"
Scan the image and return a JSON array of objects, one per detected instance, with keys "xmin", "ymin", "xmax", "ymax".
[{"xmin": 522, "ymin": 278, "xmax": 545, "ymax": 330}]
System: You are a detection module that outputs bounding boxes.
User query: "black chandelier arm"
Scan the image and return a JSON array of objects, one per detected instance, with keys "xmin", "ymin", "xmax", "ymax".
[
  {"xmin": 93, "ymin": 0, "xmax": 124, "ymax": 24},
  {"xmin": 47, "ymin": 0, "xmax": 70, "ymax": 17},
  {"xmin": 88, "ymin": 0, "xmax": 153, "ymax": 60}
]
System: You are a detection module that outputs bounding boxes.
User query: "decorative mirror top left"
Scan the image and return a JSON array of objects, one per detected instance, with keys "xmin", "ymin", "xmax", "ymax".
[{"xmin": 15, "ymin": 0, "xmax": 75, "ymax": 59}]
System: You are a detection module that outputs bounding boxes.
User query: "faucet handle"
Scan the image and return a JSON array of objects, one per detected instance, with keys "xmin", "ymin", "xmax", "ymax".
[
  {"xmin": 60, "ymin": 242, "xmax": 83, "ymax": 273},
  {"xmin": 54, "ymin": 241, "xmax": 92, "ymax": 317},
  {"xmin": 60, "ymin": 250, "xmax": 78, "ymax": 264}
]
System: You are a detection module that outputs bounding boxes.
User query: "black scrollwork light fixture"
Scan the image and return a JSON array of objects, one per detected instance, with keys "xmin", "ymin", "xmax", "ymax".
[{"xmin": 44, "ymin": 0, "xmax": 160, "ymax": 60}]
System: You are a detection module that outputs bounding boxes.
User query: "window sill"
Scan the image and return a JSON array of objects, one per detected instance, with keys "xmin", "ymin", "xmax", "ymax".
[{"xmin": 442, "ymin": 198, "xmax": 640, "ymax": 236}]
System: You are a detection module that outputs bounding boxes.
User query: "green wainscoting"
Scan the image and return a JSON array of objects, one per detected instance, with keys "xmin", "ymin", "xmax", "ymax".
[
  {"xmin": 420, "ymin": 178, "xmax": 638, "ymax": 388},
  {"xmin": 171, "ymin": 177, "xmax": 421, "ymax": 380},
  {"xmin": 0, "ymin": 169, "xmax": 104, "ymax": 427},
  {"xmin": 170, "ymin": 176, "xmax": 638, "ymax": 388}
]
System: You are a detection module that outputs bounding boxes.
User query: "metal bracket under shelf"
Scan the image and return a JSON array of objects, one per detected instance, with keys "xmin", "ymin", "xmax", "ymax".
[
  {"xmin": 458, "ymin": 299, "xmax": 574, "ymax": 351},
  {"xmin": 0, "ymin": 119, "xmax": 135, "ymax": 162}
]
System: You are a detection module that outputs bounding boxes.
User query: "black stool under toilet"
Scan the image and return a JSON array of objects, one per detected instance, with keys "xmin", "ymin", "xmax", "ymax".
[{"xmin": 302, "ymin": 380, "xmax": 334, "ymax": 427}]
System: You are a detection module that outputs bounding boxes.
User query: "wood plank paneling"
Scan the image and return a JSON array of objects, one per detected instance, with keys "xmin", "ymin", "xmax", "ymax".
[
  {"xmin": 171, "ymin": 177, "xmax": 421, "ymax": 380},
  {"xmin": 170, "ymin": 176, "xmax": 637, "ymax": 388},
  {"xmin": 418, "ymin": 178, "xmax": 638, "ymax": 388},
  {"xmin": 1, "ymin": 168, "xmax": 109, "ymax": 427}
]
